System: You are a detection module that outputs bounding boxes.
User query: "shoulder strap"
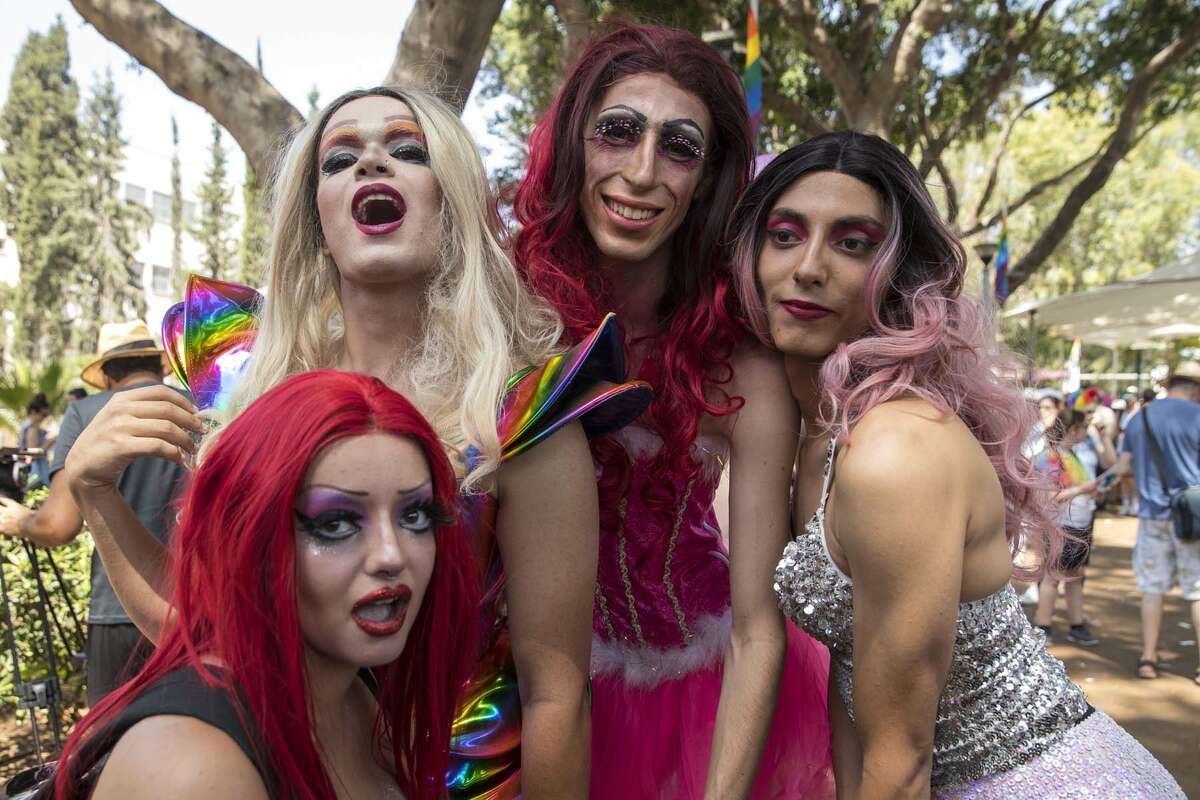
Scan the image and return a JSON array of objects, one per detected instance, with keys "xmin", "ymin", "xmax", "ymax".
[
  {"xmin": 818, "ymin": 437, "xmax": 838, "ymax": 510},
  {"xmin": 1141, "ymin": 407, "xmax": 1177, "ymax": 493}
]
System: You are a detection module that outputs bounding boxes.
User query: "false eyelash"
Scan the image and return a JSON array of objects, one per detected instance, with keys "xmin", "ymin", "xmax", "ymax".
[
  {"xmin": 660, "ymin": 133, "xmax": 705, "ymax": 162},
  {"xmin": 407, "ymin": 498, "xmax": 457, "ymax": 528},
  {"xmin": 591, "ymin": 116, "xmax": 644, "ymax": 143}
]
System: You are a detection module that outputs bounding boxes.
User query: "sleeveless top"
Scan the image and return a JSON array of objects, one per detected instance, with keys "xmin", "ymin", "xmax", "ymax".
[
  {"xmin": 590, "ymin": 425, "xmax": 732, "ymax": 686},
  {"xmin": 40, "ymin": 666, "xmax": 274, "ymax": 798},
  {"xmin": 448, "ymin": 314, "xmax": 651, "ymax": 799},
  {"xmin": 774, "ymin": 439, "xmax": 1091, "ymax": 788}
]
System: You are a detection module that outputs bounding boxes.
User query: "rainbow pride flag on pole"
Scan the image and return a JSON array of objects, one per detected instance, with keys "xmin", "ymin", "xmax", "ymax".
[
  {"xmin": 993, "ymin": 218, "xmax": 1010, "ymax": 305},
  {"xmin": 744, "ymin": 0, "xmax": 762, "ymax": 145}
]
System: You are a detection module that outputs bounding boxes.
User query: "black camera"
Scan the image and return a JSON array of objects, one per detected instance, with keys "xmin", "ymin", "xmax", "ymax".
[{"xmin": 0, "ymin": 448, "xmax": 43, "ymax": 504}]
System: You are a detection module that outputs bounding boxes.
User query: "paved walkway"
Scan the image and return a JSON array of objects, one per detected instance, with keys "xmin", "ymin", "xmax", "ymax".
[{"xmin": 1030, "ymin": 513, "xmax": 1198, "ymax": 796}]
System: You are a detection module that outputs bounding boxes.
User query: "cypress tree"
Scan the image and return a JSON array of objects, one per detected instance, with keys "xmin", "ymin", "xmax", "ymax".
[
  {"xmin": 238, "ymin": 44, "xmax": 268, "ymax": 286},
  {"xmin": 76, "ymin": 68, "xmax": 150, "ymax": 347},
  {"xmin": 170, "ymin": 115, "xmax": 186, "ymax": 294},
  {"xmin": 0, "ymin": 19, "xmax": 88, "ymax": 361},
  {"xmin": 192, "ymin": 120, "xmax": 235, "ymax": 280}
]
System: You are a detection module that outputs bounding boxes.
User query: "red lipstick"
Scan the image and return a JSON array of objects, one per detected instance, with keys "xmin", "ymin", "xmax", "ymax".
[
  {"xmin": 351, "ymin": 584, "xmax": 412, "ymax": 637},
  {"xmin": 779, "ymin": 299, "xmax": 834, "ymax": 320},
  {"xmin": 351, "ymin": 183, "xmax": 406, "ymax": 236}
]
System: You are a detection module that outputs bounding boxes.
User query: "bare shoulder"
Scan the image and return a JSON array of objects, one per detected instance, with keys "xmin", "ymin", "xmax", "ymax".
[
  {"xmin": 497, "ymin": 419, "xmax": 591, "ymax": 498},
  {"xmin": 91, "ymin": 714, "xmax": 269, "ymax": 800},
  {"xmin": 838, "ymin": 398, "xmax": 973, "ymax": 497},
  {"xmin": 727, "ymin": 339, "xmax": 788, "ymax": 391}
]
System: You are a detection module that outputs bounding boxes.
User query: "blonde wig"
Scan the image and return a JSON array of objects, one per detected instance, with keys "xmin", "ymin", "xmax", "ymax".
[{"xmin": 228, "ymin": 86, "xmax": 563, "ymax": 490}]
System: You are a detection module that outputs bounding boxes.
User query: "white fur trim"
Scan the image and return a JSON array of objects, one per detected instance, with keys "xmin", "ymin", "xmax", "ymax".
[{"xmin": 590, "ymin": 610, "xmax": 731, "ymax": 688}]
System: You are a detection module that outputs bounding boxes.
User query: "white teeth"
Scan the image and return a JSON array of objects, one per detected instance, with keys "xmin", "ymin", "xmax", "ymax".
[
  {"xmin": 355, "ymin": 599, "xmax": 400, "ymax": 623},
  {"xmin": 354, "ymin": 193, "xmax": 402, "ymax": 224},
  {"xmin": 605, "ymin": 198, "xmax": 660, "ymax": 221}
]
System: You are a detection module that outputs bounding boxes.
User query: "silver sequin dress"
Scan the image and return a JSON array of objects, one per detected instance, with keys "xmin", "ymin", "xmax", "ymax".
[{"xmin": 774, "ymin": 439, "xmax": 1185, "ymax": 799}]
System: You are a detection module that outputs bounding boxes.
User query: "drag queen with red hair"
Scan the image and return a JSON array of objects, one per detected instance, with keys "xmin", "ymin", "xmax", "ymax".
[
  {"xmin": 43, "ymin": 371, "xmax": 479, "ymax": 799},
  {"xmin": 514, "ymin": 24, "xmax": 832, "ymax": 798}
]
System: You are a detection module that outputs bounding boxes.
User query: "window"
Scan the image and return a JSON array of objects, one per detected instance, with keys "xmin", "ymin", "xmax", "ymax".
[
  {"xmin": 125, "ymin": 183, "xmax": 146, "ymax": 205},
  {"xmin": 152, "ymin": 265, "xmax": 171, "ymax": 296},
  {"xmin": 152, "ymin": 192, "xmax": 171, "ymax": 225}
]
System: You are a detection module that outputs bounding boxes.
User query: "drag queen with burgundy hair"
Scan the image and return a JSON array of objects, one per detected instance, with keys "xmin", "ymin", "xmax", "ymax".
[
  {"xmin": 514, "ymin": 24, "xmax": 832, "ymax": 798},
  {"xmin": 734, "ymin": 131, "xmax": 1183, "ymax": 797},
  {"xmin": 44, "ymin": 371, "xmax": 479, "ymax": 799}
]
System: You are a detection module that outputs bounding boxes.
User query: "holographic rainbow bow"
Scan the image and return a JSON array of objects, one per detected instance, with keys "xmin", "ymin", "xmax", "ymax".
[{"xmin": 162, "ymin": 274, "xmax": 262, "ymax": 413}]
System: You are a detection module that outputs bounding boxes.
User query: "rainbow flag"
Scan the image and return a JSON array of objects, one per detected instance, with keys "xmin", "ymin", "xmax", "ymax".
[
  {"xmin": 743, "ymin": 0, "xmax": 762, "ymax": 145},
  {"xmin": 993, "ymin": 220, "xmax": 1010, "ymax": 304}
]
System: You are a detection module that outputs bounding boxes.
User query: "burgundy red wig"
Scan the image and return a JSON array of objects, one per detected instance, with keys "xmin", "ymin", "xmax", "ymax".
[
  {"xmin": 513, "ymin": 23, "xmax": 754, "ymax": 507},
  {"xmin": 52, "ymin": 371, "xmax": 479, "ymax": 799}
]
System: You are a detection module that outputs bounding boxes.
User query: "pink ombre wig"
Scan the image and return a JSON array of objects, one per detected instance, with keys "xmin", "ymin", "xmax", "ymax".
[
  {"xmin": 51, "ymin": 371, "xmax": 480, "ymax": 799},
  {"xmin": 513, "ymin": 23, "xmax": 754, "ymax": 518},
  {"xmin": 730, "ymin": 131, "xmax": 1060, "ymax": 577}
]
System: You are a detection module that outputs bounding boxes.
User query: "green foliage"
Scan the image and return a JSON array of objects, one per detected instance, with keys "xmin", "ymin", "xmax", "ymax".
[
  {"xmin": 0, "ymin": 486, "xmax": 92, "ymax": 720},
  {"xmin": 0, "ymin": 19, "xmax": 90, "ymax": 363},
  {"xmin": 239, "ymin": 158, "xmax": 268, "ymax": 287},
  {"xmin": 170, "ymin": 116, "xmax": 186, "ymax": 297},
  {"xmin": 75, "ymin": 69, "xmax": 151, "ymax": 349},
  {"xmin": 192, "ymin": 120, "xmax": 236, "ymax": 281},
  {"xmin": 0, "ymin": 361, "xmax": 77, "ymax": 435}
]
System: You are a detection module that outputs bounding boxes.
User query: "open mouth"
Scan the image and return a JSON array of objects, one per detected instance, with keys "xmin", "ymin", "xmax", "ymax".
[
  {"xmin": 351, "ymin": 183, "xmax": 406, "ymax": 234},
  {"xmin": 603, "ymin": 195, "xmax": 662, "ymax": 223},
  {"xmin": 351, "ymin": 585, "xmax": 411, "ymax": 636}
]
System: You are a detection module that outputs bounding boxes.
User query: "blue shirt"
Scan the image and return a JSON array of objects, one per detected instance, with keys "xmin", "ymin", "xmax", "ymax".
[{"xmin": 1120, "ymin": 398, "xmax": 1200, "ymax": 519}]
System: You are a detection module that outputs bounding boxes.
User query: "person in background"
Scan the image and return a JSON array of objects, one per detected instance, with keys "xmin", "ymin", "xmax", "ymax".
[
  {"xmin": 67, "ymin": 388, "xmax": 89, "ymax": 405},
  {"xmin": 1117, "ymin": 387, "xmax": 1159, "ymax": 516},
  {"xmin": 17, "ymin": 393, "xmax": 52, "ymax": 488},
  {"xmin": 0, "ymin": 321, "xmax": 186, "ymax": 705},
  {"xmin": 1033, "ymin": 408, "xmax": 1105, "ymax": 646},
  {"xmin": 1117, "ymin": 362, "xmax": 1200, "ymax": 682}
]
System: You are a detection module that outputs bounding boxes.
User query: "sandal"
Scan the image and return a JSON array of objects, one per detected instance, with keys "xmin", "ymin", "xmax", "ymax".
[{"xmin": 1137, "ymin": 659, "xmax": 1158, "ymax": 679}]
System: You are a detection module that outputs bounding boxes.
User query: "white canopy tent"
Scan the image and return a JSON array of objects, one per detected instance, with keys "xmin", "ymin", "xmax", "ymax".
[{"xmin": 1003, "ymin": 251, "xmax": 1200, "ymax": 349}]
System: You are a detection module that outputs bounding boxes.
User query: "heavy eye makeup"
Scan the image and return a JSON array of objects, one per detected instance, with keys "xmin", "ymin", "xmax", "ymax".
[
  {"xmin": 589, "ymin": 114, "xmax": 705, "ymax": 167},
  {"xmin": 830, "ymin": 222, "xmax": 884, "ymax": 257},
  {"xmin": 318, "ymin": 122, "xmax": 429, "ymax": 176},
  {"xmin": 766, "ymin": 214, "xmax": 806, "ymax": 246},
  {"xmin": 294, "ymin": 486, "xmax": 453, "ymax": 544}
]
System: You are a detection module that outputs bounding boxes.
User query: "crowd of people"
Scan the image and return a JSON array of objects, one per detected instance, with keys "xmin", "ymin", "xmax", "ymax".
[{"xmin": 0, "ymin": 21, "xmax": 1193, "ymax": 800}]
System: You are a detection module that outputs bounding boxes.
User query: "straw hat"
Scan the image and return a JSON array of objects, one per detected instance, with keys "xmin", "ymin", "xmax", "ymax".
[
  {"xmin": 81, "ymin": 321, "xmax": 170, "ymax": 389},
  {"xmin": 1168, "ymin": 361, "xmax": 1200, "ymax": 385}
]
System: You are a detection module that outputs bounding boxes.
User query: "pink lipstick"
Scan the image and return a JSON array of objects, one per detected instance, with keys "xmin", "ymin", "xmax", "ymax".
[
  {"xmin": 779, "ymin": 299, "xmax": 834, "ymax": 321},
  {"xmin": 351, "ymin": 585, "xmax": 412, "ymax": 637},
  {"xmin": 351, "ymin": 183, "xmax": 406, "ymax": 236}
]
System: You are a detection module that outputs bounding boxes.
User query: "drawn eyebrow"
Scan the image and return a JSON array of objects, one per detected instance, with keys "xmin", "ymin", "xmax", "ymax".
[
  {"xmin": 769, "ymin": 209, "xmax": 886, "ymax": 230},
  {"xmin": 305, "ymin": 483, "xmax": 368, "ymax": 496},
  {"xmin": 597, "ymin": 104, "xmax": 648, "ymax": 123},
  {"xmin": 662, "ymin": 118, "xmax": 705, "ymax": 140}
]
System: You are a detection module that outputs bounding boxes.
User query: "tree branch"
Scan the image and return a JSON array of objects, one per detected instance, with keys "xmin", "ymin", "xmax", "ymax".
[
  {"xmin": 918, "ymin": 0, "xmax": 1057, "ymax": 177},
  {"xmin": 969, "ymin": 86, "xmax": 1058, "ymax": 228},
  {"xmin": 961, "ymin": 137, "xmax": 1109, "ymax": 239},
  {"xmin": 778, "ymin": 0, "xmax": 864, "ymax": 121},
  {"xmin": 862, "ymin": 0, "xmax": 952, "ymax": 133},
  {"xmin": 1007, "ymin": 19, "xmax": 1200, "ymax": 292},
  {"xmin": 765, "ymin": 85, "xmax": 832, "ymax": 138},
  {"xmin": 70, "ymin": 0, "xmax": 302, "ymax": 180},
  {"xmin": 385, "ymin": 0, "xmax": 506, "ymax": 112},
  {"xmin": 933, "ymin": 157, "xmax": 959, "ymax": 225},
  {"xmin": 550, "ymin": 0, "xmax": 596, "ymax": 74},
  {"xmin": 847, "ymin": 0, "xmax": 884, "ymax": 75}
]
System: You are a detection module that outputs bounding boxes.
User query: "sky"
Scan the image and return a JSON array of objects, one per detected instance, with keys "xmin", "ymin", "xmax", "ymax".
[{"xmin": 0, "ymin": 0, "xmax": 511, "ymax": 191}]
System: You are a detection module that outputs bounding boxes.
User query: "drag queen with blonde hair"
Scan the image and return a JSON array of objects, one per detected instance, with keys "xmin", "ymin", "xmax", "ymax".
[{"xmin": 66, "ymin": 85, "xmax": 648, "ymax": 799}]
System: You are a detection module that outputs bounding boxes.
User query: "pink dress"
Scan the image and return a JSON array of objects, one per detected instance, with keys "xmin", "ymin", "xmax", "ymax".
[{"xmin": 590, "ymin": 424, "xmax": 835, "ymax": 798}]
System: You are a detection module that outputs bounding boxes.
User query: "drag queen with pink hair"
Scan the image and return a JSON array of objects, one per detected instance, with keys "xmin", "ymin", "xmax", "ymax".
[
  {"xmin": 514, "ymin": 24, "xmax": 832, "ymax": 799},
  {"xmin": 733, "ymin": 130, "xmax": 1183, "ymax": 798}
]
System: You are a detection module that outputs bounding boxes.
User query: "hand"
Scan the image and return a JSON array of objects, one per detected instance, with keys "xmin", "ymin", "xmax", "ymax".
[
  {"xmin": 0, "ymin": 497, "xmax": 33, "ymax": 537},
  {"xmin": 63, "ymin": 386, "xmax": 202, "ymax": 498}
]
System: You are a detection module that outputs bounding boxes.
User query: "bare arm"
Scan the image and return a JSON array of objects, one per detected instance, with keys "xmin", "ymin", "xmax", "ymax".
[
  {"xmin": 828, "ymin": 676, "xmax": 861, "ymax": 800},
  {"xmin": 835, "ymin": 414, "xmax": 965, "ymax": 799},
  {"xmin": 704, "ymin": 348, "xmax": 799, "ymax": 799},
  {"xmin": 496, "ymin": 420, "xmax": 596, "ymax": 799},
  {"xmin": 0, "ymin": 471, "xmax": 84, "ymax": 547},
  {"xmin": 92, "ymin": 715, "xmax": 269, "ymax": 800},
  {"xmin": 63, "ymin": 386, "xmax": 202, "ymax": 641}
]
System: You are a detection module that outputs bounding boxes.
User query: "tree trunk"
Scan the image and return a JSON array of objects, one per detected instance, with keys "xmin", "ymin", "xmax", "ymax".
[
  {"xmin": 385, "ymin": 0, "xmax": 506, "ymax": 112},
  {"xmin": 70, "ymin": 0, "xmax": 303, "ymax": 180},
  {"xmin": 1006, "ymin": 19, "xmax": 1200, "ymax": 293}
]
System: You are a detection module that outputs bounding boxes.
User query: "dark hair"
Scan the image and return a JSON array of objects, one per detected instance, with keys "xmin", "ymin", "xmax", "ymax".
[
  {"xmin": 1141, "ymin": 388, "xmax": 1158, "ymax": 404},
  {"xmin": 100, "ymin": 355, "xmax": 164, "ymax": 384},
  {"xmin": 67, "ymin": 388, "xmax": 88, "ymax": 401},
  {"xmin": 729, "ymin": 130, "xmax": 1061, "ymax": 579},
  {"xmin": 26, "ymin": 393, "xmax": 49, "ymax": 415},
  {"xmin": 1047, "ymin": 408, "xmax": 1087, "ymax": 445},
  {"xmin": 1167, "ymin": 375, "xmax": 1199, "ymax": 391}
]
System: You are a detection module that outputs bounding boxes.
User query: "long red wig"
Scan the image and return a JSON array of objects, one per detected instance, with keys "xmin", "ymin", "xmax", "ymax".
[
  {"xmin": 51, "ymin": 371, "xmax": 479, "ymax": 799},
  {"xmin": 512, "ymin": 23, "xmax": 754, "ymax": 519}
]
